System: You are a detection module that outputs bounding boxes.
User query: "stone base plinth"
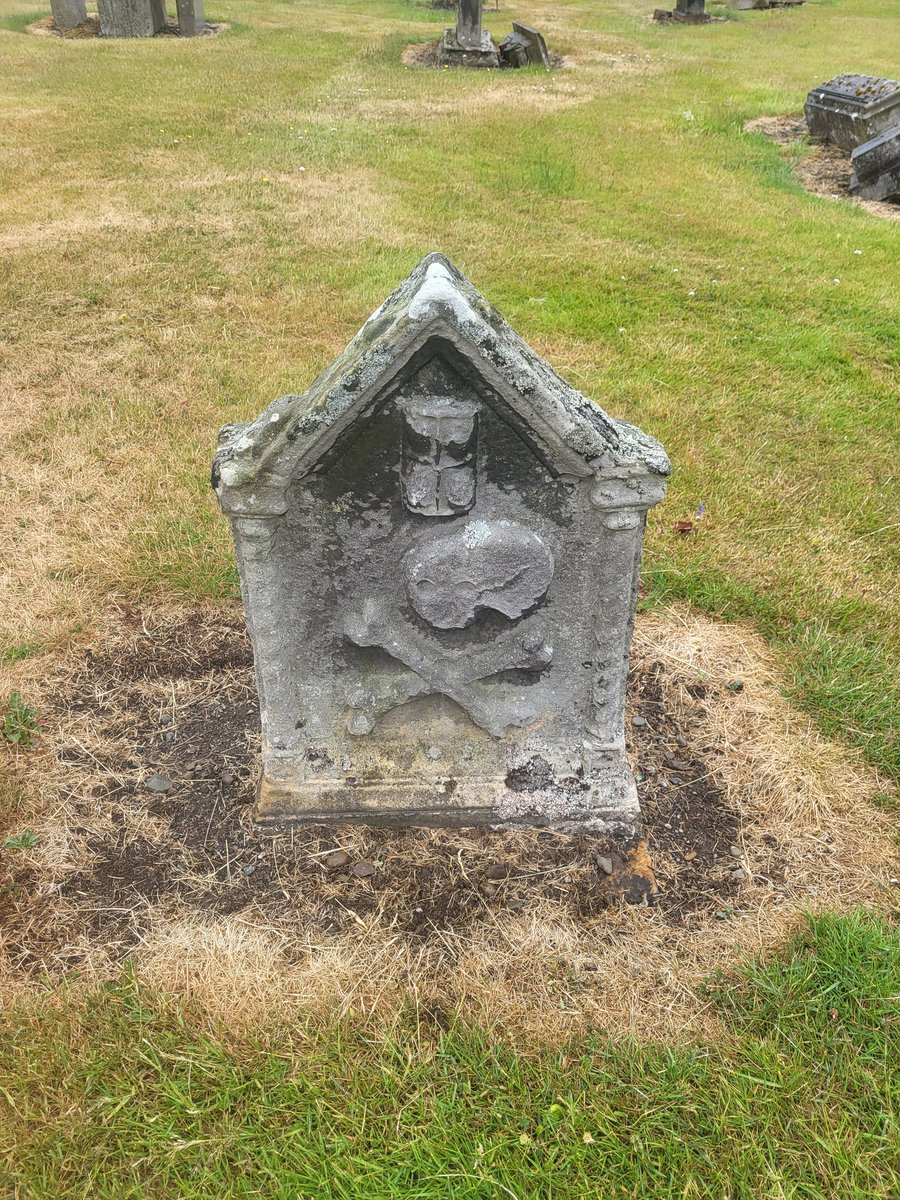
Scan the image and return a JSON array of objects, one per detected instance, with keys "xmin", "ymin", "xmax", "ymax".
[
  {"xmin": 438, "ymin": 29, "xmax": 500, "ymax": 69},
  {"xmin": 255, "ymin": 753, "xmax": 641, "ymax": 836}
]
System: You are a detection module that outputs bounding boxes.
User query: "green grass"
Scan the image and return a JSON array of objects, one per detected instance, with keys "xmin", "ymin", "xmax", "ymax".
[{"xmin": 0, "ymin": 911, "xmax": 897, "ymax": 1198}]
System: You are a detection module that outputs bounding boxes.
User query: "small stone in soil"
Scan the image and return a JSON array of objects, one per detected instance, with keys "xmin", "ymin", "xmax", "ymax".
[
  {"xmin": 684, "ymin": 850, "xmax": 697, "ymax": 862},
  {"xmin": 242, "ymin": 864, "xmax": 255, "ymax": 876},
  {"xmin": 631, "ymin": 716, "xmax": 647, "ymax": 727},
  {"xmin": 484, "ymin": 864, "xmax": 509, "ymax": 880},
  {"xmin": 664, "ymin": 755, "xmax": 690, "ymax": 771},
  {"xmin": 145, "ymin": 774, "xmax": 174, "ymax": 793},
  {"xmin": 324, "ymin": 850, "xmax": 351, "ymax": 870},
  {"xmin": 159, "ymin": 714, "xmax": 173, "ymax": 727},
  {"xmin": 163, "ymin": 731, "xmax": 175, "ymax": 744},
  {"xmin": 675, "ymin": 734, "xmax": 687, "ymax": 747},
  {"xmin": 351, "ymin": 860, "xmax": 376, "ymax": 878},
  {"xmin": 730, "ymin": 868, "xmax": 747, "ymax": 883},
  {"xmin": 220, "ymin": 769, "xmax": 234, "ymax": 785},
  {"xmin": 596, "ymin": 856, "xmax": 613, "ymax": 876},
  {"xmin": 730, "ymin": 845, "xmax": 743, "ymax": 858}
]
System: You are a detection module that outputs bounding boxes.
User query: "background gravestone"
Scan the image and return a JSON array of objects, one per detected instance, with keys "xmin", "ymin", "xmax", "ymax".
[
  {"xmin": 850, "ymin": 126, "xmax": 900, "ymax": 201},
  {"xmin": 674, "ymin": 0, "xmax": 710, "ymax": 22},
  {"xmin": 175, "ymin": 0, "xmax": 204, "ymax": 36},
  {"xmin": 439, "ymin": 0, "xmax": 499, "ymax": 68},
  {"xmin": 98, "ymin": 0, "xmax": 165, "ymax": 36},
  {"xmin": 214, "ymin": 254, "xmax": 670, "ymax": 834},
  {"xmin": 805, "ymin": 75, "xmax": 900, "ymax": 151},
  {"xmin": 50, "ymin": 0, "xmax": 87, "ymax": 29}
]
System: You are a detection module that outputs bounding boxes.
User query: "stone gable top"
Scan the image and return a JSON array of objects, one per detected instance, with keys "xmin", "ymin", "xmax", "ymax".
[{"xmin": 213, "ymin": 253, "xmax": 671, "ymax": 517}]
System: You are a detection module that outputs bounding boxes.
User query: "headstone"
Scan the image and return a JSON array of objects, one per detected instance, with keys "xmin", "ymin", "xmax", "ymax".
[
  {"xmin": 176, "ymin": 0, "xmax": 204, "ymax": 36},
  {"xmin": 805, "ymin": 76, "xmax": 900, "ymax": 152},
  {"xmin": 674, "ymin": 0, "xmax": 710, "ymax": 21},
  {"xmin": 511, "ymin": 21, "xmax": 551, "ymax": 69},
  {"xmin": 98, "ymin": 0, "xmax": 165, "ymax": 36},
  {"xmin": 849, "ymin": 125, "xmax": 900, "ymax": 201},
  {"xmin": 213, "ymin": 254, "xmax": 670, "ymax": 833},
  {"xmin": 50, "ymin": 0, "xmax": 87, "ymax": 29},
  {"xmin": 732, "ymin": 0, "xmax": 770, "ymax": 9},
  {"xmin": 439, "ymin": 0, "xmax": 499, "ymax": 68}
]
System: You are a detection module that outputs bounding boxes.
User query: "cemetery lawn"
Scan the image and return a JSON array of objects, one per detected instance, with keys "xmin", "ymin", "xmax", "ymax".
[
  {"xmin": 0, "ymin": 910, "xmax": 898, "ymax": 1198},
  {"xmin": 0, "ymin": 0, "xmax": 899, "ymax": 1196},
  {"xmin": 0, "ymin": 0, "xmax": 897, "ymax": 780}
]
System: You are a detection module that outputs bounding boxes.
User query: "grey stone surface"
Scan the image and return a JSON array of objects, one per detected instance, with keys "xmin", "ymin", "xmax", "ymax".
[
  {"xmin": 849, "ymin": 125, "xmax": 900, "ymax": 201},
  {"xmin": 805, "ymin": 75, "xmax": 900, "ymax": 151},
  {"xmin": 175, "ymin": 0, "xmax": 204, "ymax": 35},
  {"xmin": 511, "ymin": 21, "xmax": 550, "ymax": 69},
  {"xmin": 438, "ymin": 29, "xmax": 499, "ymax": 68},
  {"xmin": 98, "ymin": 0, "xmax": 165, "ymax": 36},
  {"xmin": 499, "ymin": 32, "xmax": 529, "ymax": 69},
  {"xmin": 673, "ymin": 0, "xmax": 711, "ymax": 22},
  {"xmin": 214, "ymin": 254, "xmax": 670, "ymax": 833},
  {"xmin": 439, "ymin": 0, "xmax": 499, "ymax": 68},
  {"xmin": 50, "ymin": 0, "xmax": 87, "ymax": 29},
  {"xmin": 456, "ymin": 0, "xmax": 481, "ymax": 49}
]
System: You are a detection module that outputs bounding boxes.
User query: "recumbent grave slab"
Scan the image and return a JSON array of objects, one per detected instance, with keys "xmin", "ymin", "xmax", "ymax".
[
  {"xmin": 213, "ymin": 255, "xmax": 670, "ymax": 833},
  {"xmin": 805, "ymin": 75, "xmax": 900, "ymax": 151}
]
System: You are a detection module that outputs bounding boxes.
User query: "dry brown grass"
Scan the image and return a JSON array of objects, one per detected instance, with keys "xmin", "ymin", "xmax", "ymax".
[{"xmin": 1, "ymin": 602, "xmax": 894, "ymax": 1045}]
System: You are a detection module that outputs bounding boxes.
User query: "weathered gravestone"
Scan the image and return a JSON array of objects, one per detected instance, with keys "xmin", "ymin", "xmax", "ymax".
[
  {"xmin": 439, "ymin": 0, "xmax": 499, "ymax": 68},
  {"xmin": 214, "ymin": 255, "xmax": 670, "ymax": 833},
  {"xmin": 499, "ymin": 21, "xmax": 551, "ymax": 70},
  {"xmin": 850, "ymin": 125, "xmax": 900, "ymax": 201},
  {"xmin": 98, "ymin": 0, "xmax": 166, "ymax": 37},
  {"xmin": 673, "ymin": 0, "xmax": 711, "ymax": 23},
  {"xmin": 805, "ymin": 75, "xmax": 900, "ymax": 151},
  {"xmin": 175, "ymin": 0, "xmax": 204, "ymax": 36},
  {"xmin": 50, "ymin": 0, "xmax": 87, "ymax": 30}
]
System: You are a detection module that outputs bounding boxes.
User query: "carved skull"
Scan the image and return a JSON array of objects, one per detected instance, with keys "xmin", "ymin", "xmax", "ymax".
[{"xmin": 403, "ymin": 519, "xmax": 554, "ymax": 630}]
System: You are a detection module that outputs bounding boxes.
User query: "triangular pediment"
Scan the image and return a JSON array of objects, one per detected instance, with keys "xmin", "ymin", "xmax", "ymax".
[{"xmin": 213, "ymin": 254, "xmax": 670, "ymax": 515}]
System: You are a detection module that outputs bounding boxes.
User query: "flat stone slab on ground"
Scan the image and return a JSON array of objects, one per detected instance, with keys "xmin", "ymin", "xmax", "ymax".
[{"xmin": 805, "ymin": 75, "xmax": 900, "ymax": 151}]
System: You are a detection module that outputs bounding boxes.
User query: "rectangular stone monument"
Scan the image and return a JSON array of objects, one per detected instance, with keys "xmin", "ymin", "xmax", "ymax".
[
  {"xmin": 511, "ymin": 21, "xmax": 550, "ymax": 69},
  {"xmin": 805, "ymin": 75, "xmax": 900, "ymax": 151},
  {"xmin": 214, "ymin": 255, "xmax": 670, "ymax": 834},
  {"xmin": 674, "ymin": 0, "xmax": 710, "ymax": 22},
  {"xmin": 50, "ymin": 0, "xmax": 87, "ymax": 30},
  {"xmin": 850, "ymin": 125, "xmax": 900, "ymax": 201},
  {"xmin": 98, "ymin": 0, "xmax": 165, "ymax": 36},
  {"xmin": 175, "ymin": 0, "xmax": 204, "ymax": 36},
  {"xmin": 439, "ymin": 0, "xmax": 499, "ymax": 68}
]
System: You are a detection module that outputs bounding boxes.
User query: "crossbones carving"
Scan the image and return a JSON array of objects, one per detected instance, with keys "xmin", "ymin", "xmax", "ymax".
[{"xmin": 344, "ymin": 597, "xmax": 553, "ymax": 738}]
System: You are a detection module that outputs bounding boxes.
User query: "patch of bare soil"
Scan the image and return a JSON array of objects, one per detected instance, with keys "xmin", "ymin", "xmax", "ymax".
[
  {"xmin": 27, "ymin": 15, "xmax": 227, "ymax": 38},
  {"xmin": 1, "ymin": 603, "xmax": 895, "ymax": 1041},
  {"xmin": 747, "ymin": 114, "xmax": 900, "ymax": 221}
]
